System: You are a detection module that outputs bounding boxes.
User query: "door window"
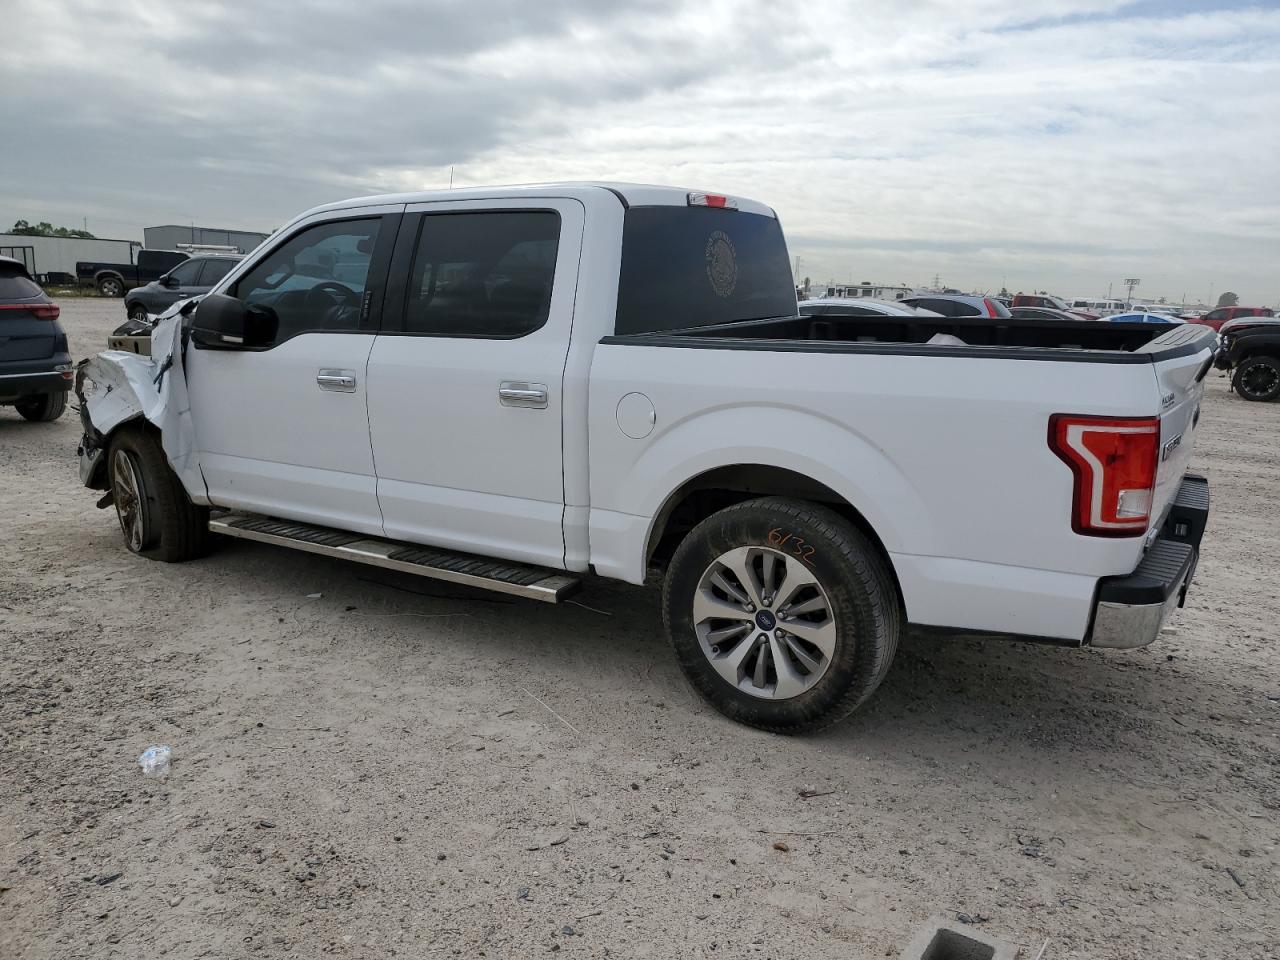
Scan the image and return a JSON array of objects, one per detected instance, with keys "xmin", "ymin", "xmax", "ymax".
[
  {"xmin": 399, "ymin": 211, "xmax": 560, "ymax": 338},
  {"xmin": 232, "ymin": 218, "xmax": 381, "ymax": 343},
  {"xmin": 199, "ymin": 258, "xmax": 237, "ymax": 287},
  {"xmin": 166, "ymin": 259, "xmax": 204, "ymax": 285}
]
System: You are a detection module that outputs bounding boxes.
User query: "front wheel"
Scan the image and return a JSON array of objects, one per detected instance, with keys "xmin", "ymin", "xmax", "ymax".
[
  {"xmin": 15, "ymin": 392, "xmax": 67, "ymax": 422},
  {"xmin": 108, "ymin": 424, "xmax": 210, "ymax": 562},
  {"xmin": 127, "ymin": 302, "xmax": 149, "ymax": 323},
  {"xmin": 662, "ymin": 497, "xmax": 901, "ymax": 734},
  {"xmin": 1233, "ymin": 355, "xmax": 1280, "ymax": 402}
]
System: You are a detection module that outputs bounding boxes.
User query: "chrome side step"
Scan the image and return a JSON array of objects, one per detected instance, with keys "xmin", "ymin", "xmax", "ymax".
[{"xmin": 208, "ymin": 512, "xmax": 580, "ymax": 603}]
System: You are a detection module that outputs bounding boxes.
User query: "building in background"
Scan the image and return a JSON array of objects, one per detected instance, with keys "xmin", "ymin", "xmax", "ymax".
[
  {"xmin": 0, "ymin": 233, "xmax": 138, "ymax": 283},
  {"xmin": 143, "ymin": 224, "xmax": 271, "ymax": 255}
]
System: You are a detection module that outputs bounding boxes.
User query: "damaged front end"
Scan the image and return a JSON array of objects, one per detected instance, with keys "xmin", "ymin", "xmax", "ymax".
[{"xmin": 75, "ymin": 298, "xmax": 207, "ymax": 503}]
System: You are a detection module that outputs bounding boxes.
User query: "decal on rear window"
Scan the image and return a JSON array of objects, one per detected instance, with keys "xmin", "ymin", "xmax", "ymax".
[{"xmin": 705, "ymin": 230, "xmax": 737, "ymax": 299}]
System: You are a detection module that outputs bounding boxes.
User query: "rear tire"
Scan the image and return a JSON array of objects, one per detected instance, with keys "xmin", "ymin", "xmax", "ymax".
[
  {"xmin": 107, "ymin": 424, "xmax": 211, "ymax": 562},
  {"xmin": 98, "ymin": 276, "xmax": 124, "ymax": 297},
  {"xmin": 15, "ymin": 392, "xmax": 67, "ymax": 422},
  {"xmin": 1233, "ymin": 355, "xmax": 1280, "ymax": 402},
  {"xmin": 127, "ymin": 302, "xmax": 149, "ymax": 323},
  {"xmin": 662, "ymin": 496, "xmax": 901, "ymax": 734}
]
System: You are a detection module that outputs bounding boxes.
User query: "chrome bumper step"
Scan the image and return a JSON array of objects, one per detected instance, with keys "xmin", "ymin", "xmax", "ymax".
[{"xmin": 209, "ymin": 512, "xmax": 580, "ymax": 603}]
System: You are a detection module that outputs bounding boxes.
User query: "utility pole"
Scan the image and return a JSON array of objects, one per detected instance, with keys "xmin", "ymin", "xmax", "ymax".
[{"xmin": 449, "ymin": 166, "xmax": 454, "ymax": 188}]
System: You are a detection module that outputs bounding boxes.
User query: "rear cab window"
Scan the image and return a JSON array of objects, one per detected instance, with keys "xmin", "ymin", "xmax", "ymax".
[{"xmin": 614, "ymin": 206, "xmax": 796, "ymax": 335}]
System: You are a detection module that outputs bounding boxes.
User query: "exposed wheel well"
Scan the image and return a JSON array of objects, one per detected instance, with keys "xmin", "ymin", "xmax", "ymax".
[{"xmin": 645, "ymin": 464, "xmax": 898, "ymax": 591}]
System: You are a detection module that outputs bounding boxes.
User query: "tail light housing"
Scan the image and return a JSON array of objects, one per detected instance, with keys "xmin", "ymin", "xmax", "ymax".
[
  {"xmin": 983, "ymin": 298, "xmax": 1001, "ymax": 317},
  {"xmin": 0, "ymin": 302, "xmax": 60, "ymax": 320},
  {"xmin": 1049, "ymin": 414, "xmax": 1160, "ymax": 536}
]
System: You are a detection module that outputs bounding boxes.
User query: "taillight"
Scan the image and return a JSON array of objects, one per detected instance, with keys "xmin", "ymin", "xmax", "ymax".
[
  {"xmin": 0, "ymin": 303, "xmax": 59, "ymax": 320},
  {"xmin": 1048, "ymin": 414, "xmax": 1160, "ymax": 537},
  {"xmin": 983, "ymin": 298, "xmax": 1000, "ymax": 317}
]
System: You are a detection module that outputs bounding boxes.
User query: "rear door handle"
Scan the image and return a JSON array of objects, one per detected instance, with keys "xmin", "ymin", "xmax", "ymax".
[
  {"xmin": 499, "ymin": 381, "xmax": 548, "ymax": 408},
  {"xmin": 317, "ymin": 369, "xmax": 357, "ymax": 393}
]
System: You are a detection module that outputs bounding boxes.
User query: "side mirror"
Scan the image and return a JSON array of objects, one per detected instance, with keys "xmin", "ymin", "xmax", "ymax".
[
  {"xmin": 190, "ymin": 293, "xmax": 278, "ymax": 349},
  {"xmin": 161, "ymin": 274, "xmax": 179, "ymax": 288}
]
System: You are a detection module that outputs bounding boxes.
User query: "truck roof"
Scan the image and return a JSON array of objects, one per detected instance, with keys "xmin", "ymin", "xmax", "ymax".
[{"xmin": 297, "ymin": 182, "xmax": 777, "ymax": 222}]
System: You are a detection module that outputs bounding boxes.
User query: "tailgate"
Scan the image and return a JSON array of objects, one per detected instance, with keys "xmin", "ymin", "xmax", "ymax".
[{"xmin": 1145, "ymin": 327, "xmax": 1215, "ymax": 528}]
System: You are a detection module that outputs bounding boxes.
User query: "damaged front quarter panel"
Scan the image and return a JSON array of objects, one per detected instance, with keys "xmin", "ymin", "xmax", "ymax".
[{"xmin": 76, "ymin": 299, "xmax": 209, "ymax": 504}]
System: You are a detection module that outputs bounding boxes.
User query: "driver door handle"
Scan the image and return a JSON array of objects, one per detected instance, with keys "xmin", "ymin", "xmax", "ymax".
[{"xmin": 317, "ymin": 368, "xmax": 357, "ymax": 393}]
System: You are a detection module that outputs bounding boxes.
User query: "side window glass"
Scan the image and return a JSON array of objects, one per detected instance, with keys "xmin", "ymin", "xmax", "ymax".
[
  {"xmin": 233, "ymin": 218, "xmax": 380, "ymax": 344},
  {"xmin": 402, "ymin": 211, "xmax": 560, "ymax": 338},
  {"xmin": 199, "ymin": 259, "xmax": 236, "ymax": 287},
  {"xmin": 168, "ymin": 259, "xmax": 203, "ymax": 285}
]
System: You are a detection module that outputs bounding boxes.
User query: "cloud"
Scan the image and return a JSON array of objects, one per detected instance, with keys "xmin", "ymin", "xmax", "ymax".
[{"xmin": 2, "ymin": 0, "xmax": 1277, "ymax": 303}]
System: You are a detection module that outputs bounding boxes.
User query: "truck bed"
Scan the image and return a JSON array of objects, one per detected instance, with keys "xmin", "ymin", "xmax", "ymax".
[{"xmin": 603, "ymin": 312, "xmax": 1213, "ymax": 363}]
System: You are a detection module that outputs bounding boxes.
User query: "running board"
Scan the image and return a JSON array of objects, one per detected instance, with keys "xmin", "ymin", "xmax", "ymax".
[{"xmin": 208, "ymin": 513, "xmax": 580, "ymax": 603}]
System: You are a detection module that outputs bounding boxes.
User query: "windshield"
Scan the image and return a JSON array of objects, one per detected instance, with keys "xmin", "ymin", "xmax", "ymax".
[{"xmin": 614, "ymin": 206, "xmax": 796, "ymax": 335}]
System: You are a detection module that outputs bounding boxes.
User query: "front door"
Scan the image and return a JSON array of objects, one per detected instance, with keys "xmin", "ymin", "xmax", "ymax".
[
  {"xmin": 186, "ymin": 207, "xmax": 402, "ymax": 535},
  {"xmin": 365, "ymin": 198, "xmax": 584, "ymax": 569}
]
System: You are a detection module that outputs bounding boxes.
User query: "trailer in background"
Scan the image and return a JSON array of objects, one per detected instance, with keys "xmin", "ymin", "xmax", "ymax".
[{"xmin": 0, "ymin": 233, "xmax": 139, "ymax": 285}]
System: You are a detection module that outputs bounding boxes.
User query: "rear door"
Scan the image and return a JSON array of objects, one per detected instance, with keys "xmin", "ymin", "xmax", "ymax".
[{"xmin": 365, "ymin": 199, "xmax": 584, "ymax": 569}]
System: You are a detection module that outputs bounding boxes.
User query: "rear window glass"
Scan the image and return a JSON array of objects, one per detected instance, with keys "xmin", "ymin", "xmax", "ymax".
[
  {"xmin": 614, "ymin": 207, "xmax": 796, "ymax": 335},
  {"xmin": 0, "ymin": 270, "xmax": 42, "ymax": 298}
]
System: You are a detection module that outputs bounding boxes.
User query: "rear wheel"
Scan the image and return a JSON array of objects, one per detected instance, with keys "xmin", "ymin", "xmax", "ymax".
[
  {"xmin": 127, "ymin": 302, "xmax": 149, "ymax": 323},
  {"xmin": 15, "ymin": 392, "xmax": 67, "ymax": 422},
  {"xmin": 662, "ymin": 497, "xmax": 900, "ymax": 734},
  {"xmin": 98, "ymin": 276, "xmax": 124, "ymax": 297},
  {"xmin": 108, "ymin": 424, "xmax": 210, "ymax": 561},
  {"xmin": 1233, "ymin": 355, "xmax": 1280, "ymax": 402}
]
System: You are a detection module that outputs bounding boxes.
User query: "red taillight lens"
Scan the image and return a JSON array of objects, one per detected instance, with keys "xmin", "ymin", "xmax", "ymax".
[
  {"xmin": 687, "ymin": 192, "xmax": 738, "ymax": 209},
  {"xmin": 1048, "ymin": 414, "xmax": 1160, "ymax": 536},
  {"xmin": 0, "ymin": 303, "xmax": 59, "ymax": 320},
  {"xmin": 983, "ymin": 298, "xmax": 1000, "ymax": 317}
]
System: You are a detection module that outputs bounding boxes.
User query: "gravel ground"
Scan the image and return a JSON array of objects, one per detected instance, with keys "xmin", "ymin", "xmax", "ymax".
[{"xmin": 2, "ymin": 299, "xmax": 1277, "ymax": 959}]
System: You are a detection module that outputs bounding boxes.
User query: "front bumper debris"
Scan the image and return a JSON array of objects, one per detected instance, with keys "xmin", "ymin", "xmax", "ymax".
[{"xmin": 1089, "ymin": 474, "xmax": 1209, "ymax": 649}]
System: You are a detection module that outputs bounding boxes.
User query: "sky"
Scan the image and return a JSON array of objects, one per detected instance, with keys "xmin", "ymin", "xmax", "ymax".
[{"xmin": 2, "ymin": 0, "xmax": 1277, "ymax": 306}]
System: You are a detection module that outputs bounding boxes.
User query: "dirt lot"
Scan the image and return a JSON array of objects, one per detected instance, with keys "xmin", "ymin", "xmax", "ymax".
[{"xmin": 2, "ymin": 299, "xmax": 1277, "ymax": 959}]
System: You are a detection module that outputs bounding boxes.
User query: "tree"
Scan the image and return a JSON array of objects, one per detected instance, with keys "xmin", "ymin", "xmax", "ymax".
[
  {"xmin": 8, "ymin": 219, "xmax": 95, "ymax": 239},
  {"xmin": 1216, "ymin": 291, "xmax": 1239, "ymax": 308}
]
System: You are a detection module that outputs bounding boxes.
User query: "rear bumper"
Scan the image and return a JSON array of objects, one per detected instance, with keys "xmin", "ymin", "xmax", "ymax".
[
  {"xmin": 1088, "ymin": 474, "xmax": 1208, "ymax": 649},
  {"xmin": 0, "ymin": 366, "xmax": 73, "ymax": 400}
]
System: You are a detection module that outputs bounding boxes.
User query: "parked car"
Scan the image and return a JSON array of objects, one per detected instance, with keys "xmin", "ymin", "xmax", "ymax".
[
  {"xmin": 1189, "ymin": 305, "xmax": 1274, "ymax": 333},
  {"xmin": 1010, "ymin": 306, "xmax": 1096, "ymax": 322},
  {"xmin": 799, "ymin": 297, "xmax": 942, "ymax": 318},
  {"xmin": 76, "ymin": 249, "xmax": 188, "ymax": 298},
  {"xmin": 74, "ymin": 182, "xmax": 1213, "ymax": 733},
  {"xmin": 124, "ymin": 255, "xmax": 242, "ymax": 322},
  {"xmin": 1214, "ymin": 318, "xmax": 1280, "ymax": 401},
  {"xmin": 0, "ymin": 255, "xmax": 71, "ymax": 421},
  {"xmin": 898, "ymin": 294, "xmax": 1012, "ymax": 318}
]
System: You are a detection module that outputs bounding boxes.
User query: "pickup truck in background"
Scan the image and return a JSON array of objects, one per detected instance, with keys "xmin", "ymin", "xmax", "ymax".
[
  {"xmin": 76, "ymin": 248, "xmax": 188, "ymax": 297},
  {"xmin": 74, "ymin": 182, "xmax": 1215, "ymax": 733}
]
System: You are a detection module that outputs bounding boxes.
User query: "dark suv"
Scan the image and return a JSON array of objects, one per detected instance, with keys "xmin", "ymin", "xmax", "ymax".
[
  {"xmin": 124, "ymin": 255, "xmax": 242, "ymax": 322},
  {"xmin": 0, "ymin": 255, "xmax": 71, "ymax": 421}
]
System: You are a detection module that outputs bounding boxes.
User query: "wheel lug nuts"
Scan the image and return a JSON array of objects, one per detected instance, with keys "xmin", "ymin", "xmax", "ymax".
[
  {"xmin": 757, "ymin": 634, "xmax": 768, "ymax": 644},
  {"xmin": 746, "ymin": 603, "xmax": 756, "ymax": 612}
]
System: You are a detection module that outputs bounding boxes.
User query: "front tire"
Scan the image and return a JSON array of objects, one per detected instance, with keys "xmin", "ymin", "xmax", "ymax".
[
  {"xmin": 127, "ymin": 302, "xmax": 149, "ymax": 323},
  {"xmin": 1233, "ymin": 355, "xmax": 1280, "ymax": 402},
  {"xmin": 108, "ymin": 424, "xmax": 210, "ymax": 562},
  {"xmin": 98, "ymin": 276, "xmax": 124, "ymax": 297},
  {"xmin": 15, "ymin": 392, "xmax": 67, "ymax": 422},
  {"xmin": 662, "ymin": 497, "xmax": 901, "ymax": 734}
]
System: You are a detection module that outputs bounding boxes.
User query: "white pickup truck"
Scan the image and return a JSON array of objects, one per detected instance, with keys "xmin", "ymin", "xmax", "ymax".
[{"xmin": 76, "ymin": 182, "xmax": 1214, "ymax": 732}]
